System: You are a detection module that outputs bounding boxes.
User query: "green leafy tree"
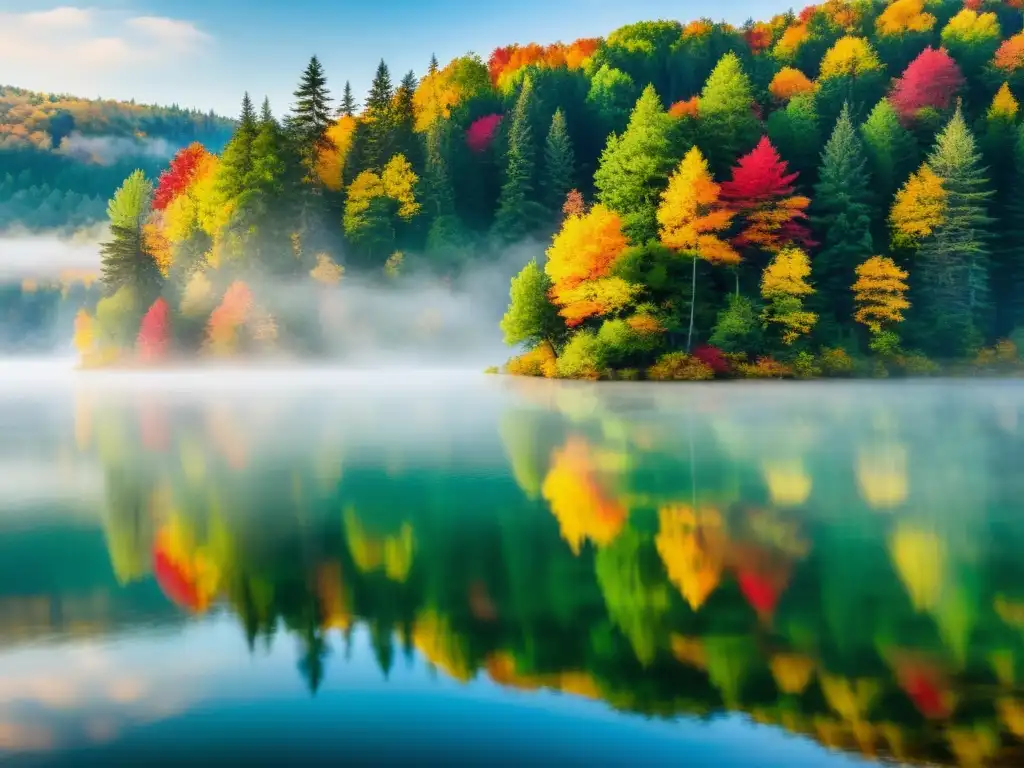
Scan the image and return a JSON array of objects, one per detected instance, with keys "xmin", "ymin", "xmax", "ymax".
[
  {"xmin": 861, "ymin": 98, "xmax": 919, "ymax": 237},
  {"xmin": 766, "ymin": 92, "xmax": 823, "ymax": 183},
  {"xmin": 697, "ymin": 51, "xmax": 760, "ymax": 175},
  {"xmin": 501, "ymin": 259, "xmax": 564, "ymax": 348},
  {"xmin": 915, "ymin": 106, "xmax": 994, "ymax": 357},
  {"xmin": 543, "ymin": 108, "xmax": 576, "ymax": 217},
  {"xmin": 586, "ymin": 65, "xmax": 638, "ymax": 138},
  {"xmin": 594, "ymin": 84, "xmax": 678, "ymax": 244},
  {"xmin": 811, "ymin": 104, "xmax": 874, "ymax": 340},
  {"xmin": 492, "ymin": 76, "xmax": 547, "ymax": 242}
]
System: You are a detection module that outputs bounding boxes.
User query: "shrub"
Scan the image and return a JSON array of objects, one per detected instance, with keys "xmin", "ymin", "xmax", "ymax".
[
  {"xmin": 869, "ymin": 329, "xmax": 901, "ymax": 356},
  {"xmin": 819, "ymin": 346, "xmax": 854, "ymax": 377},
  {"xmin": 506, "ymin": 342, "xmax": 557, "ymax": 377},
  {"xmin": 484, "ymin": 365, "xmax": 499, "ymax": 374},
  {"xmin": 974, "ymin": 339, "xmax": 1020, "ymax": 372},
  {"xmin": 736, "ymin": 356, "xmax": 794, "ymax": 379},
  {"xmin": 793, "ymin": 351, "xmax": 821, "ymax": 379},
  {"xmin": 647, "ymin": 352, "xmax": 714, "ymax": 381},
  {"xmin": 692, "ymin": 344, "xmax": 731, "ymax": 375},
  {"xmin": 709, "ymin": 294, "xmax": 763, "ymax": 353},
  {"xmin": 555, "ymin": 331, "xmax": 604, "ymax": 380},
  {"xmin": 615, "ymin": 368, "xmax": 641, "ymax": 381},
  {"xmin": 597, "ymin": 318, "xmax": 659, "ymax": 368},
  {"xmin": 894, "ymin": 352, "xmax": 940, "ymax": 376}
]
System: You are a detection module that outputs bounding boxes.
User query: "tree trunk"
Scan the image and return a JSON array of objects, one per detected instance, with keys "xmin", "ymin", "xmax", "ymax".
[{"xmin": 687, "ymin": 255, "xmax": 697, "ymax": 353}]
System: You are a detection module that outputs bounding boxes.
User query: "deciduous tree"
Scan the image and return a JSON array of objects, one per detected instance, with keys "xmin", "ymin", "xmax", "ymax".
[{"xmin": 760, "ymin": 246, "xmax": 817, "ymax": 345}]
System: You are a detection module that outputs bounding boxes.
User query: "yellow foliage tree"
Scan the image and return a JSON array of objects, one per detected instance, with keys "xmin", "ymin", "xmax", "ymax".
[
  {"xmin": 760, "ymin": 247, "xmax": 817, "ymax": 344},
  {"xmin": 315, "ymin": 115, "xmax": 357, "ymax": 191},
  {"xmin": 889, "ymin": 521, "xmax": 945, "ymax": 612},
  {"xmin": 545, "ymin": 204, "xmax": 638, "ymax": 327},
  {"xmin": 875, "ymin": 0, "xmax": 936, "ymax": 37},
  {"xmin": 853, "ymin": 255, "xmax": 910, "ymax": 333},
  {"xmin": 381, "ymin": 153, "xmax": 421, "ymax": 220},
  {"xmin": 989, "ymin": 82, "xmax": 1019, "ymax": 121},
  {"xmin": 774, "ymin": 23, "xmax": 810, "ymax": 60},
  {"xmin": 143, "ymin": 218, "xmax": 173, "ymax": 277},
  {"xmin": 310, "ymin": 253, "xmax": 344, "ymax": 285},
  {"xmin": 180, "ymin": 270, "xmax": 213, "ymax": 318},
  {"xmin": 890, "ymin": 165, "xmax": 947, "ymax": 248},
  {"xmin": 941, "ymin": 9, "xmax": 1000, "ymax": 47},
  {"xmin": 72, "ymin": 309, "xmax": 96, "ymax": 365},
  {"xmin": 819, "ymin": 36, "xmax": 883, "ymax": 80},
  {"xmin": 768, "ymin": 67, "xmax": 816, "ymax": 101},
  {"xmin": 856, "ymin": 442, "xmax": 908, "ymax": 509}
]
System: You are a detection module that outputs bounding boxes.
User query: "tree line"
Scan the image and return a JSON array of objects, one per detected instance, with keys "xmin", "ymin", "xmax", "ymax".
[{"xmin": 78, "ymin": 0, "xmax": 1024, "ymax": 375}]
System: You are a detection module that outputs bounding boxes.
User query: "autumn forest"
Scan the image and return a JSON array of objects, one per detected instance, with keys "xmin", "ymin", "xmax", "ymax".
[{"xmin": 64, "ymin": 0, "xmax": 1024, "ymax": 377}]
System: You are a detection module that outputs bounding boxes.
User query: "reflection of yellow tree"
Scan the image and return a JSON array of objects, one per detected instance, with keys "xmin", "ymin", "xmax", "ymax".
[
  {"xmin": 317, "ymin": 561, "xmax": 351, "ymax": 631},
  {"xmin": 485, "ymin": 652, "xmax": 601, "ymax": 700},
  {"xmin": 152, "ymin": 513, "xmax": 226, "ymax": 613},
  {"xmin": 498, "ymin": 411, "xmax": 548, "ymax": 499},
  {"xmin": 771, "ymin": 653, "xmax": 816, "ymax": 695},
  {"xmin": 947, "ymin": 723, "xmax": 1000, "ymax": 768},
  {"xmin": 542, "ymin": 436, "xmax": 628, "ymax": 555},
  {"xmin": 856, "ymin": 443, "xmax": 908, "ymax": 509},
  {"xmin": 655, "ymin": 505, "xmax": 725, "ymax": 611},
  {"xmin": 343, "ymin": 507, "xmax": 414, "ymax": 583},
  {"xmin": 414, "ymin": 610, "xmax": 474, "ymax": 682},
  {"xmin": 761, "ymin": 457, "xmax": 811, "ymax": 507},
  {"xmin": 889, "ymin": 521, "xmax": 945, "ymax": 612}
]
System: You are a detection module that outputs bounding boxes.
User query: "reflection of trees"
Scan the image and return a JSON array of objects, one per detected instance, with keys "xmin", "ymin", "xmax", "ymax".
[{"xmin": 63, "ymin": 382, "xmax": 1024, "ymax": 766}]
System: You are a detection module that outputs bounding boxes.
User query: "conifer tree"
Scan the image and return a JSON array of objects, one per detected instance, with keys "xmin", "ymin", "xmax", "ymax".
[
  {"xmin": 992, "ymin": 118, "xmax": 1024, "ymax": 334},
  {"xmin": 861, "ymin": 99, "xmax": 919, "ymax": 235},
  {"xmin": 594, "ymin": 84, "xmax": 678, "ymax": 244},
  {"xmin": 338, "ymin": 81, "xmax": 358, "ymax": 117},
  {"xmin": 392, "ymin": 71, "xmax": 420, "ymax": 169},
  {"xmin": 218, "ymin": 92, "xmax": 259, "ymax": 202},
  {"xmin": 811, "ymin": 104, "xmax": 874, "ymax": 340},
  {"xmin": 543, "ymin": 108, "xmax": 576, "ymax": 217},
  {"xmin": 915, "ymin": 106, "xmax": 994, "ymax": 356},
  {"xmin": 423, "ymin": 119, "xmax": 465, "ymax": 257},
  {"xmin": 765, "ymin": 92, "xmax": 822, "ymax": 183},
  {"xmin": 492, "ymin": 76, "xmax": 546, "ymax": 242},
  {"xmin": 286, "ymin": 55, "xmax": 334, "ymax": 178},
  {"xmin": 698, "ymin": 52, "xmax": 760, "ymax": 176},
  {"xmin": 352, "ymin": 60, "xmax": 396, "ymax": 174},
  {"xmin": 100, "ymin": 225, "xmax": 163, "ymax": 303}
]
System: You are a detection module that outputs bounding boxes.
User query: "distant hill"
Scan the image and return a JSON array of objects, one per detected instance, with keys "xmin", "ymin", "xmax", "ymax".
[{"xmin": 0, "ymin": 86, "xmax": 235, "ymax": 232}]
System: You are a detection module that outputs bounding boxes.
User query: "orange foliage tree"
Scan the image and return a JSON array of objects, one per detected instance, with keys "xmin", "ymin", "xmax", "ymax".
[
  {"xmin": 137, "ymin": 297, "xmax": 171, "ymax": 363},
  {"xmin": 768, "ymin": 68, "xmax": 816, "ymax": 102},
  {"xmin": 152, "ymin": 143, "xmax": 211, "ymax": 211},
  {"xmin": 204, "ymin": 281, "xmax": 253, "ymax": 356},
  {"xmin": 544, "ymin": 204, "xmax": 638, "ymax": 327}
]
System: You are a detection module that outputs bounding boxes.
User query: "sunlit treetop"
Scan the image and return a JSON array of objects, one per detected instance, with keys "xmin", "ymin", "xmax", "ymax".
[
  {"xmin": 819, "ymin": 36, "xmax": 884, "ymax": 80},
  {"xmin": 668, "ymin": 96, "xmax": 701, "ymax": 119},
  {"xmin": 875, "ymin": 0, "xmax": 936, "ymax": 37},
  {"xmin": 989, "ymin": 83, "xmax": 1019, "ymax": 121},
  {"xmin": 773, "ymin": 22, "xmax": 811, "ymax": 60},
  {"xmin": 153, "ymin": 143, "xmax": 211, "ymax": 211},
  {"xmin": 315, "ymin": 115, "xmax": 357, "ymax": 191},
  {"xmin": 487, "ymin": 38, "xmax": 600, "ymax": 90},
  {"xmin": 745, "ymin": 22, "xmax": 774, "ymax": 53},
  {"xmin": 683, "ymin": 19, "xmax": 715, "ymax": 39},
  {"xmin": 940, "ymin": 8, "xmax": 1000, "ymax": 47},
  {"xmin": 994, "ymin": 32, "xmax": 1024, "ymax": 72},
  {"xmin": 412, "ymin": 55, "xmax": 491, "ymax": 132},
  {"xmin": 769, "ymin": 68, "xmax": 816, "ymax": 101},
  {"xmin": 890, "ymin": 165, "xmax": 947, "ymax": 248}
]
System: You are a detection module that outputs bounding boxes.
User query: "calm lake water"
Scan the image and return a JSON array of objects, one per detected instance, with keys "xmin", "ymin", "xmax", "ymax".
[{"xmin": 1, "ymin": 367, "xmax": 1023, "ymax": 766}]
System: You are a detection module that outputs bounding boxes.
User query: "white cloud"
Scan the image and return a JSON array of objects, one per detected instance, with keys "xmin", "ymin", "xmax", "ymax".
[{"xmin": 0, "ymin": 6, "xmax": 212, "ymax": 75}]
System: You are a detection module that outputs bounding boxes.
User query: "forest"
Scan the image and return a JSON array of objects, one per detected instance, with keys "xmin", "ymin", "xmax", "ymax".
[
  {"xmin": 0, "ymin": 85, "xmax": 234, "ymax": 231},
  {"xmin": 71, "ymin": 0, "xmax": 1024, "ymax": 377}
]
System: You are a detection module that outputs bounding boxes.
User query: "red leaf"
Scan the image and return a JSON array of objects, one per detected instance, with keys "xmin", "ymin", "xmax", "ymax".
[{"xmin": 889, "ymin": 47, "xmax": 965, "ymax": 124}]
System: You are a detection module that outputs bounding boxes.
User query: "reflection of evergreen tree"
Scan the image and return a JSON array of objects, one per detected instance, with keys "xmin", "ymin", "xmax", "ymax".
[
  {"xmin": 297, "ymin": 624, "xmax": 331, "ymax": 695},
  {"xmin": 102, "ymin": 468, "xmax": 154, "ymax": 584}
]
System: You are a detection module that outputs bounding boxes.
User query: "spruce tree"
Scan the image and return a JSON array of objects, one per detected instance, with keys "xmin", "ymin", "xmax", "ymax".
[
  {"xmin": 992, "ymin": 123, "xmax": 1024, "ymax": 334},
  {"xmin": 352, "ymin": 60, "xmax": 395, "ymax": 174},
  {"xmin": 338, "ymin": 81, "xmax": 357, "ymax": 117},
  {"xmin": 543, "ymin": 108, "xmax": 575, "ymax": 217},
  {"xmin": 593, "ymin": 84, "xmax": 678, "ymax": 243},
  {"xmin": 286, "ymin": 55, "xmax": 333, "ymax": 177},
  {"xmin": 392, "ymin": 71, "xmax": 420, "ymax": 169},
  {"xmin": 811, "ymin": 104, "xmax": 874, "ymax": 340},
  {"xmin": 861, "ymin": 98, "xmax": 918, "ymax": 238},
  {"xmin": 916, "ymin": 106, "xmax": 994, "ymax": 357},
  {"xmin": 698, "ymin": 52, "xmax": 760, "ymax": 176},
  {"xmin": 218, "ymin": 92, "xmax": 259, "ymax": 202},
  {"xmin": 423, "ymin": 118, "xmax": 465, "ymax": 258},
  {"xmin": 100, "ymin": 225, "xmax": 162, "ymax": 304},
  {"xmin": 428, "ymin": 54, "xmax": 439, "ymax": 77},
  {"xmin": 492, "ymin": 76, "xmax": 547, "ymax": 242}
]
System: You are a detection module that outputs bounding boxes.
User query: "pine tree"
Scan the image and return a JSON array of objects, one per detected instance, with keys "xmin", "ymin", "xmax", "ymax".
[
  {"xmin": 423, "ymin": 118, "xmax": 465, "ymax": 257},
  {"xmin": 915, "ymin": 106, "xmax": 994, "ymax": 357},
  {"xmin": 492, "ymin": 76, "xmax": 547, "ymax": 242},
  {"xmin": 338, "ymin": 81, "xmax": 358, "ymax": 117},
  {"xmin": 992, "ymin": 120, "xmax": 1024, "ymax": 334},
  {"xmin": 286, "ymin": 55, "xmax": 334, "ymax": 178},
  {"xmin": 698, "ymin": 52, "xmax": 760, "ymax": 176},
  {"xmin": 594, "ymin": 84, "xmax": 678, "ymax": 244},
  {"xmin": 218, "ymin": 92, "xmax": 259, "ymax": 202},
  {"xmin": 543, "ymin": 108, "xmax": 575, "ymax": 217},
  {"xmin": 861, "ymin": 98, "xmax": 919, "ymax": 237},
  {"xmin": 428, "ymin": 54, "xmax": 439, "ymax": 76},
  {"xmin": 392, "ymin": 70, "xmax": 420, "ymax": 169},
  {"xmin": 100, "ymin": 225, "xmax": 163, "ymax": 303},
  {"xmin": 352, "ymin": 60, "xmax": 396, "ymax": 174},
  {"xmin": 811, "ymin": 104, "xmax": 874, "ymax": 340}
]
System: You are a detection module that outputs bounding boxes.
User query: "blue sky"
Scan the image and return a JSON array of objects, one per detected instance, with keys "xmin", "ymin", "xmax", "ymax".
[{"xmin": 0, "ymin": 1, "xmax": 789, "ymax": 118}]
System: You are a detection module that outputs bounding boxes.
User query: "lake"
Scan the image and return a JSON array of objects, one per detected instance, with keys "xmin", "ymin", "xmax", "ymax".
[{"xmin": 0, "ymin": 367, "xmax": 1022, "ymax": 766}]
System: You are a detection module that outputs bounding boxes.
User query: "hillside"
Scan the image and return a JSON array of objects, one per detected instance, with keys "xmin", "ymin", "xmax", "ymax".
[{"xmin": 0, "ymin": 86, "xmax": 235, "ymax": 231}]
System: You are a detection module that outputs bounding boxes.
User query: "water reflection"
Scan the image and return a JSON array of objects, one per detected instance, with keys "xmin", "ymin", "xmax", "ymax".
[{"xmin": 3, "ymin": 375, "xmax": 1024, "ymax": 766}]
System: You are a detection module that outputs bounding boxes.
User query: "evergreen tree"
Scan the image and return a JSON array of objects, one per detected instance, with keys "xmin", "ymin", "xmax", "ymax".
[
  {"xmin": 338, "ymin": 81, "xmax": 358, "ymax": 117},
  {"xmin": 218, "ymin": 92, "xmax": 259, "ymax": 202},
  {"xmin": 811, "ymin": 104, "xmax": 874, "ymax": 340},
  {"xmin": 543, "ymin": 109, "xmax": 576, "ymax": 217},
  {"xmin": 698, "ymin": 52, "xmax": 760, "ymax": 176},
  {"xmin": 861, "ymin": 98, "xmax": 919, "ymax": 236},
  {"xmin": 992, "ymin": 122, "xmax": 1024, "ymax": 334},
  {"xmin": 915, "ymin": 106, "xmax": 994, "ymax": 357},
  {"xmin": 100, "ymin": 226, "xmax": 162, "ymax": 305},
  {"xmin": 423, "ymin": 119, "xmax": 465, "ymax": 259},
  {"xmin": 392, "ymin": 70, "xmax": 420, "ymax": 169},
  {"xmin": 501, "ymin": 259, "xmax": 564, "ymax": 348},
  {"xmin": 428, "ymin": 54, "xmax": 439, "ymax": 76},
  {"xmin": 766, "ymin": 92, "xmax": 822, "ymax": 185},
  {"xmin": 352, "ymin": 60, "xmax": 396, "ymax": 174},
  {"xmin": 594, "ymin": 84, "xmax": 678, "ymax": 244},
  {"xmin": 492, "ymin": 76, "xmax": 547, "ymax": 242},
  {"xmin": 286, "ymin": 55, "xmax": 334, "ymax": 178}
]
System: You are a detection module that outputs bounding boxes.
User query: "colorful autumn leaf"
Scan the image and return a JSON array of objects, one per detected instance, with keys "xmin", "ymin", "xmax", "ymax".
[
  {"xmin": 941, "ymin": 9, "xmax": 1000, "ymax": 49},
  {"xmin": 774, "ymin": 23, "xmax": 810, "ymax": 60},
  {"xmin": 668, "ymin": 97, "xmax": 700, "ymax": 119},
  {"xmin": 204, "ymin": 281, "xmax": 253, "ymax": 356},
  {"xmin": 466, "ymin": 113, "xmax": 503, "ymax": 153},
  {"xmin": 657, "ymin": 146, "xmax": 738, "ymax": 265},
  {"xmin": 819, "ymin": 36, "xmax": 884, "ymax": 80},
  {"xmin": 760, "ymin": 247, "xmax": 817, "ymax": 344},
  {"xmin": 889, "ymin": 47, "xmax": 965, "ymax": 123},
  {"xmin": 152, "ymin": 143, "xmax": 211, "ymax": 211},
  {"xmin": 989, "ymin": 82, "xmax": 1019, "ymax": 121},
  {"xmin": 380, "ymin": 153, "xmax": 421, "ymax": 220},
  {"xmin": 768, "ymin": 68, "xmax": 816, "ymax": 101},
  {"xmin": 655, "ymin": 504, "xmax": 725, "ymax": 612},
  {"xmin": 875, "ymin": 0, "xmax": 936, "ymax": 37},
  {"xmin": 890, "ymin": 165, "xmax": 948, "ymax": 247},
  {"xmin": 994, "ymin": 32, "xmax": 1024, "ymax": 72},
  {"xmin": 853, "ymin": 255, "xmax": 910, "ymax": 333},
  {"xmin": 315, "ymin": 115, "xmax": 357, "ymax": 191}
]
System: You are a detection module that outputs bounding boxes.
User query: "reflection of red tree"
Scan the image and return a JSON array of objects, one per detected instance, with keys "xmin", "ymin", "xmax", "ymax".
[
  {"xmin": 890, "ymin": 652, "xmax": 956, "ymax": 719},
  {"xmin": 137, "ymin": 398, "xmax": 169, "ymax": 452},
  {"xmin": 153, "ymin": 544, "xmax": 204, "ymax": 612},
  {"xmin": 729, "ymin": 542, "xmax": 792, "ymax": 623},
  {"xmin": 137, "ymin": 298, "xmax": 171, "ymax": 363}
]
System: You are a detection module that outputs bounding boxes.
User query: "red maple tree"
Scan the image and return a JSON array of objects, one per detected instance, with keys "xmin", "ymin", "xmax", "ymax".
[
  {"xmin": 137, "ymin": 297, "xmax": 171, "ymax": 363},
  {"xmin": 889, "ymin": 47, "xmax": 965, "ymax": 124},
  {"xmin": 152, "ymin": 143, "xmax": 209, "ymax": 211},
  {"xmin": 719, "ymin": 136, "xmax": 815, "ymax": 251},
  {"xmin": 466, "ymin": 113, "xmax": 503, "ymax": 153}
]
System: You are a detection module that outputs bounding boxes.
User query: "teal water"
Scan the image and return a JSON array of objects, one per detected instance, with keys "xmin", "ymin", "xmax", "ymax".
[{"xmin": 1, "ymin": 369, "xmax": 1023, "ymax": 766}]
